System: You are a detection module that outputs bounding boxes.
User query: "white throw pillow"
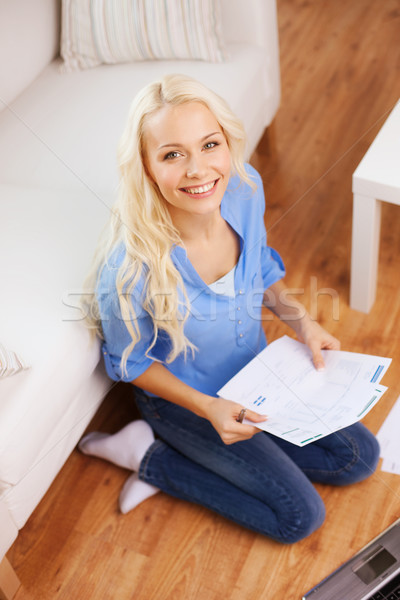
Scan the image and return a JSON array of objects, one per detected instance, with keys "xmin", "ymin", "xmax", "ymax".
[
  {"xmin": 61, "ymin": 0, "xmax": 227, "ymax": 71},
  {"xmin": 0, "ymin": 343, "xmax": 29, "ymax": 379}
]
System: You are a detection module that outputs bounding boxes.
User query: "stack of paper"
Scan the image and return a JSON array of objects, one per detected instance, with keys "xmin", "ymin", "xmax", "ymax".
[
  {"xmin": 218, "ymin": 335, "xmax": 391, "ymax": 446},
  {"xmin": 377, "ymin": 396, "xmax": 400, "ymax": 475}
]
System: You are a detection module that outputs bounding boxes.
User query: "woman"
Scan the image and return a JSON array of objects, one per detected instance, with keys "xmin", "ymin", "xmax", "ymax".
[{"xmin": 80, "ymin": 74, "xmax": 379, "ymax": 543}]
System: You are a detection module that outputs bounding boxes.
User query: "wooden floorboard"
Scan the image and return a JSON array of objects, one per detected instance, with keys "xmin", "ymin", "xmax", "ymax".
[{"xmin": 8, "ymin": 1, "xmax": 400, "ymax": 598}]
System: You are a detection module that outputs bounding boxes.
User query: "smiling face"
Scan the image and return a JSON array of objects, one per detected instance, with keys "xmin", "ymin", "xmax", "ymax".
[{"xmin": 143, "ymin": 102, "xmax": 232, "ymax": 225}]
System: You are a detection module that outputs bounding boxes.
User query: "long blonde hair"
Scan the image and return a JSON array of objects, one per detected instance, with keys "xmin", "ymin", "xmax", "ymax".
[{"xmin": 84, "ymin": 74, "xmax": 254, "ymax": 375}]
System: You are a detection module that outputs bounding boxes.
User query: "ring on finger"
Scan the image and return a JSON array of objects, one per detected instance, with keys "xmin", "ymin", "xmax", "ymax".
[{"xmin": 236, "ymin": 408, "xmax": 247, "ymax": 423}]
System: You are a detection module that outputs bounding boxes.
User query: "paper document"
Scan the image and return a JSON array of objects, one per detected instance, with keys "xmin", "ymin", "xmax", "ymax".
[
  {"xmin": 377, "ymin": 396, "xmax": 400, "ymax": 475},
  {"xmin": 218, "ymin": 336, "xmax": 391, "ymax": 446}
]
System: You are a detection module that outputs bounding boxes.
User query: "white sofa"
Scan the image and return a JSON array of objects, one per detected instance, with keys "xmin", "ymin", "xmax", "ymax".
[{"xmin": 0, "ymin": 0, "xmax": 280, "ymax": 592}]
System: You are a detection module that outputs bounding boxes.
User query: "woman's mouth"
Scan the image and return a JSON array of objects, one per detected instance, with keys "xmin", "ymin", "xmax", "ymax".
[{"xmin": 180, "ymin": 179, "xmax": 218, "ymax": 196}]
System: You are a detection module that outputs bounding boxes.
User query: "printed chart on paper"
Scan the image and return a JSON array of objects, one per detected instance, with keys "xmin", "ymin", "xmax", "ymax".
[{"xmin": 218, "ymin": 336, "xmax": 391, "ymax": 446}]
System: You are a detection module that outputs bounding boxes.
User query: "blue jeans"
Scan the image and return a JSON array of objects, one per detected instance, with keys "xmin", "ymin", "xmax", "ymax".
[{"xmin": 134, "ymin": 389, "xmax": 380, "ymax": 544}]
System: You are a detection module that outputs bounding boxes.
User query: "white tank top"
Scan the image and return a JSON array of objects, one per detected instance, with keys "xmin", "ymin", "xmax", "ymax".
[{"xmin": 208, "ymin": 264, "xmax": 236, "ymax": 298}]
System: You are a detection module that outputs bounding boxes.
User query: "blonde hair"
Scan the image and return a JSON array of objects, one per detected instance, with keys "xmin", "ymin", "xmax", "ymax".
[{"xmin": 84, "ymin": 74, "xmax": 255, "ymax": 376}]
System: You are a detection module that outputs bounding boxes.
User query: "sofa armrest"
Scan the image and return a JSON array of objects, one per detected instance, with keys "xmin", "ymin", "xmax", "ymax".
[{"xmin": 220, "ymin": 0, "xmax": 280, "ymax": 114}]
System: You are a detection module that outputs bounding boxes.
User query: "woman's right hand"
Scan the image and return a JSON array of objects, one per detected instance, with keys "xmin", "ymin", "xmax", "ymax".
[
  {"xmin": 204, "ymin": 396, "xmax": 267, "ymax": 445},
  {"xmin": 132, "ymin": 362, "xmax": 267, "ymax": 445}
]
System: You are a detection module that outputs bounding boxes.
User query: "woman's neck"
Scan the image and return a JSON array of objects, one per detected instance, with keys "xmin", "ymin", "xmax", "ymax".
[
  {"xmin": 171, "ymin": 210, "xmax": 240, "ymax": 285},
  {"xmin": 170, "ymin": 207, "xmax": 223, "ymax": 245}
]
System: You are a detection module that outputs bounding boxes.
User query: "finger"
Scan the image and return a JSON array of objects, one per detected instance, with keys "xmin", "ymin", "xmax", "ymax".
[
  {"xmin": 313, "ymin": 354, "xmax": 325, "ymax": 371},
  {"xmin": 225, "ymin": 424, "xmax": 262, "ymax": 444},
  {"xmin": 320, "ymin": 336, "xmax": 340, "ymax": 351},
  {"xmin": 309, "ymin": 341, "xmax": 325, "ymax": 371},
  {"xmin": 236, "ymin": 408, "xmax": 247, "ymax": 423},
  {"xmin": 240, "ymin": 424, "xmax": 264, "ymax": 440},
  {"xmin": 231, "ymin": 418, "xmax": 263, "ymax": 436},
  {"xmin": 321, "ymin": 339, "xmax": 341, "ymax": 358},
  {"xmin": 328, "ymin": 338, "xmax": 341, "ymax": 350},
  {"xmin": 243, "ymin": 409, "xmax": 268, "ymax": 423}
]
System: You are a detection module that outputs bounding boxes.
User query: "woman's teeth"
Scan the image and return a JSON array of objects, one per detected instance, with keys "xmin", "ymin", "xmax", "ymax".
[{"xmin": 183, "ymin": 180, "xmax": 216, "ymax": 194}]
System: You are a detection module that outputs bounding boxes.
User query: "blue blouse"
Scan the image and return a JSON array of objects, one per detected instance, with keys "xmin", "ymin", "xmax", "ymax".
[{"xmin": 97, "ymin": 164, "xmax": 285, "ymax": 397}]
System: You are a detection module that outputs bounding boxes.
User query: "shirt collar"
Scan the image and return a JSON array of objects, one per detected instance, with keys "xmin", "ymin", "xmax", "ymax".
[{"xmin": 171, "ymin": 184, "xmax": 245, "ymax": 287}]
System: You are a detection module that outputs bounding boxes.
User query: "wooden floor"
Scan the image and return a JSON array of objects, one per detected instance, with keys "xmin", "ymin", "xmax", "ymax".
[{"xmin": 8, "ymin": 1, "xmax": 400, "ymax": 598}]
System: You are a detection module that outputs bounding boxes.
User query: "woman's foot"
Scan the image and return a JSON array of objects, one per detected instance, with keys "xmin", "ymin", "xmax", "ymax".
[
  {"xmin": 78, "ymin": 420, "xmax": 155, "ymax": 471},
  {"xmin": 119, "ymin": 472, "xmax": 159, "ymax": 514}
]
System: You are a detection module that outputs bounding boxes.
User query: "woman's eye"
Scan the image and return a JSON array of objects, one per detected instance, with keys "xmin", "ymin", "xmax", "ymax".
[
  {"xmin": 164, "ymin": 151, "xmax": 180, "ymax": 160},
  {"xmin": 204, "ymin": 141, "xmax": 218, "ymax": 150}
]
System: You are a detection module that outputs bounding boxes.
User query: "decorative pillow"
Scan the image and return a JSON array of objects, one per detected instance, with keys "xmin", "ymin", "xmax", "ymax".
[
  {"xmin": 61, "ymin": 0, "xmax": 227, "ymax": 71},
  {"xmin": 0, "ymin": 343, "xmax": 29, "ymax": 379}
]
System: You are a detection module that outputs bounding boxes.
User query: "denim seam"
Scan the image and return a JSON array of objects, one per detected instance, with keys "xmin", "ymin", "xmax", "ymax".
[
  {"xmin": 136, "ymin": 394, "xmax": 327, "ymax": 536},
  {"xmin": 138, "ymin": 439, "xmax": 165, "ymax": 481},
  {"xmin": 137, "ymin": 391, "xmax": 289, "ymax": 482},
  {"xmin": 161, "ymin": 419, "xmax": 285, "ymax": 483},
  {"xmin": 140, "ymin": 465, "xmax": 302, "ymax": 537},
  {"xmin": 140, "ymin": 420, "xmax": 303, "ymax": 521},
  {"xmin": 302, "ymin": 431, "xmax": 360, "ymax": 477}
]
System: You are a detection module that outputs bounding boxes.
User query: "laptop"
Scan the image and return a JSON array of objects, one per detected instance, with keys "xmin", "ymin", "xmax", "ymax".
[{"xmin": 302, "ymin": 518, "xmax": 400, "ymax": 600}]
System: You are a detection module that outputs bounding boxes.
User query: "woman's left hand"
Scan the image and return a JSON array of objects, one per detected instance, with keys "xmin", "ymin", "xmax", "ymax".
[
  {"xmin": 296, "ymin": 316, "xmax": 340, "ymax": 371},
  {"xmin": 263, "ymin": 280, "xmax": 340, "ymax": 371}
]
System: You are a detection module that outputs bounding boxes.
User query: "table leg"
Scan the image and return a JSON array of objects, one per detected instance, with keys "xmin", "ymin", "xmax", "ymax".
[{"xmin": 350, "ymin": 193, "xmax": 382, "ymax": 313}]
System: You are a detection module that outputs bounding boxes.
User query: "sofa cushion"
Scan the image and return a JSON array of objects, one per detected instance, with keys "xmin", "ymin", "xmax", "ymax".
[
  {"xmin": 0, "ymin": 183, "xmax": 112, "ymax": 527},
  {"xmin": 0, "ymin": 43, "xmax": 273, "ymax": 198},
  {"xmin": 0, "ymin": 185, "xmax": 112, "ymax": 526},
  {"xmin": 61, "ymin": 0, "xmax": 226, "ymax": 70},
  {"xmin": 0, "ymin": 185, "xmax": 110, "ymax": 362}
]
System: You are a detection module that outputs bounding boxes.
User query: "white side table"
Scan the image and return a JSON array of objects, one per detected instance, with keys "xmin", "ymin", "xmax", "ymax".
[{"xmin": 350, "ymin": 100, "xmax": 400, "ymax": 313}]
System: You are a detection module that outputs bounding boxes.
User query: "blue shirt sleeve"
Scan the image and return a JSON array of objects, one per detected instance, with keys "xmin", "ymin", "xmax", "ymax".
[
  {"xmin": 247, "ymin": 164, "xmax": 286, "ymax": 288},
  {"xmin": 261, "ymin": 245, "xmax": 286, "ymax": 288},
  {"xmin": 96, "ymin": 257, "xmax": 155, "ymax": 382}
]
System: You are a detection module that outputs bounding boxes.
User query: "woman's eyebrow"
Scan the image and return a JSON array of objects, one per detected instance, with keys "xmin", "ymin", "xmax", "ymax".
[{"xmin": 157, "ymin": 131, "xmax": 223, "ymax": 150}]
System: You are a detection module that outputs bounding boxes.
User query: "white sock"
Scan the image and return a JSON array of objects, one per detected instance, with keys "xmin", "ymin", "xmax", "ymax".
[
  {"xmin": 78, "ymin": 420, "xmax": 154, "ymax": 472},
  {"xmin": 119, "ymin": 472, "xmax": 159, "ymax": 514}
]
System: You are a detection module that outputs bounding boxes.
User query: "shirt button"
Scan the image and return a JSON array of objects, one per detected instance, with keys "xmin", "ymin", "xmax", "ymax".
[
  {"xmin": 238, "ymin": 320, "xmax": 242, "ymax": 325},
  {"xmin": 237, "ymin": 306, "xmax": 241, "ymax": 311},
  {"xmin": 239, "ymin": 333, "xmax": 244, "ymax": 338},
  {"xmin": 239, "ymin": 290, "xmax": 244, "ymax": 295}
]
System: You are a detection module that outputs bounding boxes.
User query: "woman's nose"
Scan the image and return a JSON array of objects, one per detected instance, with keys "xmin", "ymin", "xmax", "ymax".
[{"xmin": 186, "ymin": 154, "xmax": 206, "ymax": 178}]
